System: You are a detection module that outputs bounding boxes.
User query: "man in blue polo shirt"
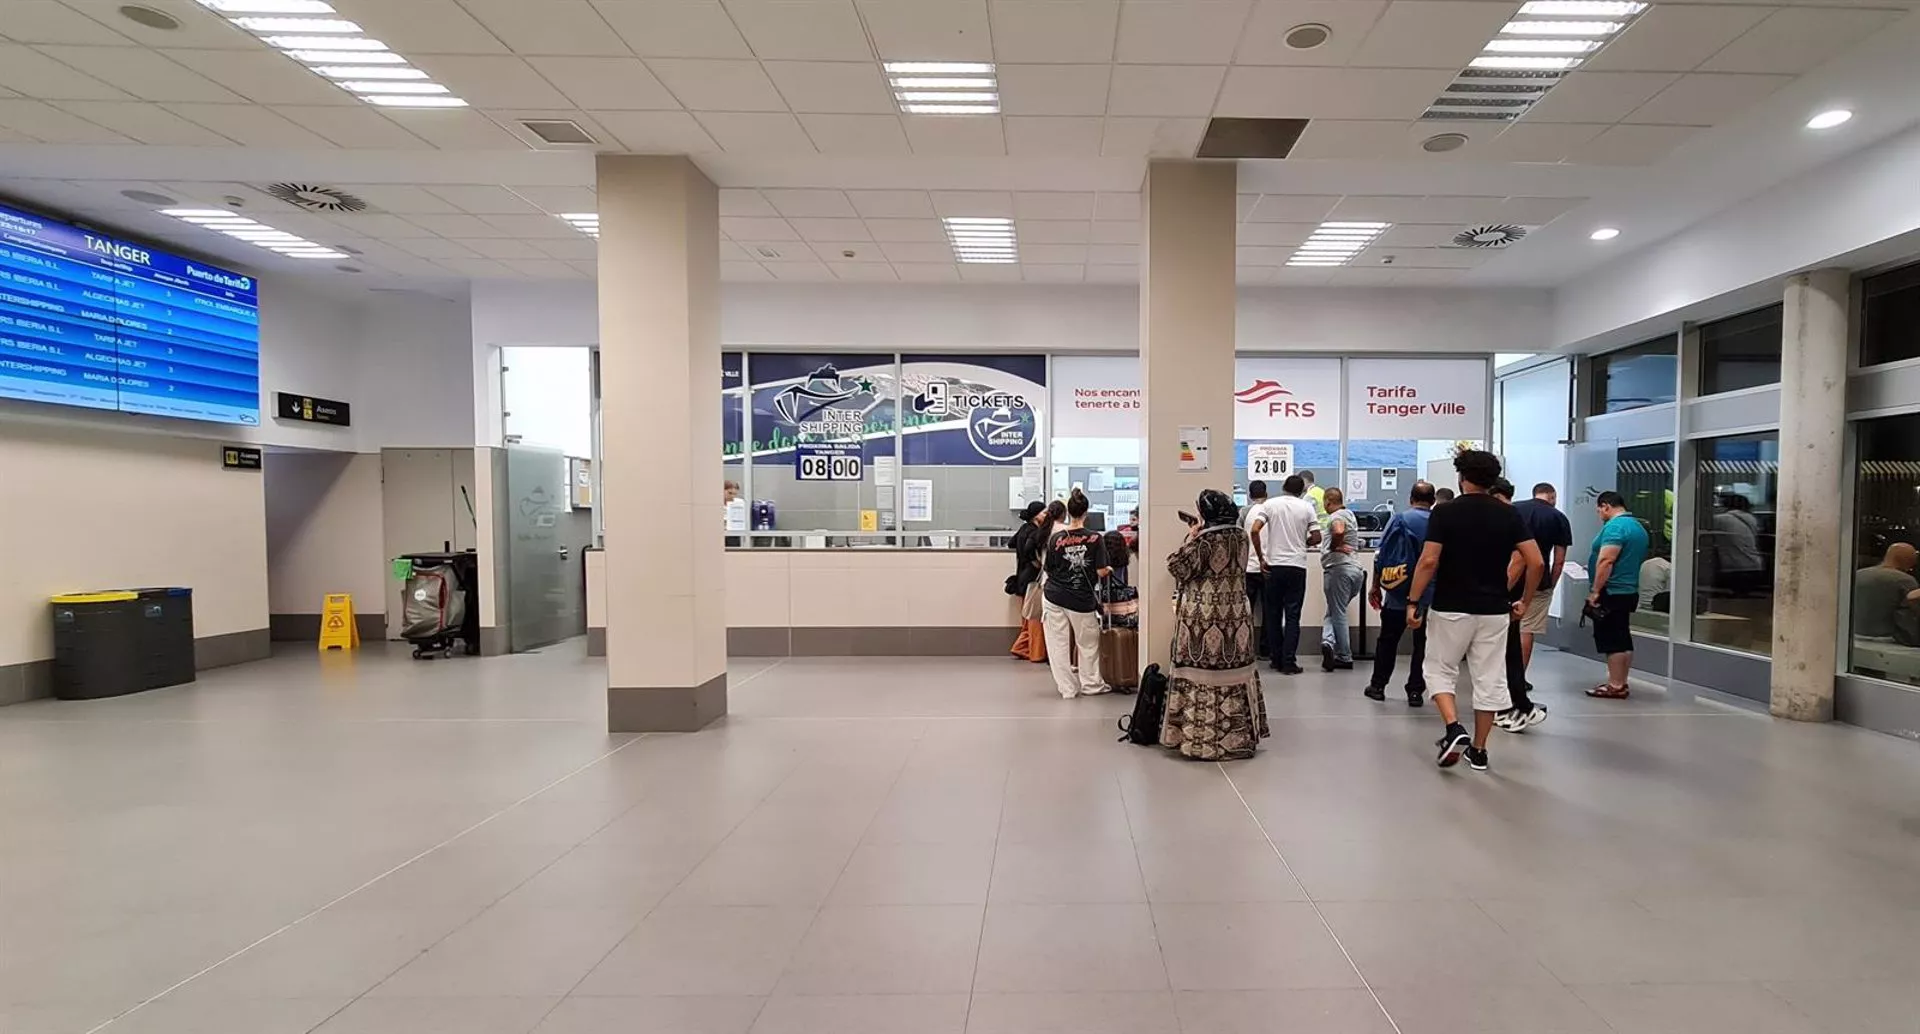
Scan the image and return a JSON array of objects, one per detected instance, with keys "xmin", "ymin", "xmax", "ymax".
[
  {"xmin": 1366, "ymin": 480, "xmax": 1436, "ymax": 706},
  {"xmin": 1585, "ymin": 491, "xmax": 1650, "ymax": 699}
]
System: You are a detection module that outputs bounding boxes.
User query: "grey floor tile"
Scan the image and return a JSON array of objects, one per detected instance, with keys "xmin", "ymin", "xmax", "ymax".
[
  {"xmin": 1152, "ymin": 902, "xmax": 1363, "ymax": 991},
  {"xmin": 574, "ymin": 906, "xmax": 815, "ymax": 997},
  {"xmin": 1274, "ymin": 836, "xmax": 1476, "ymax": 902},
  {"xmin": 773, "ymin": 905, "xmax": 983, "ymax": 995},
  {"xmin": 973, "ymin": 904, "xmax": 1169, "ymax": 993},
  {"xmin": 1762, "ymin": 979, "xmax": 1920, "ymax": 1034},
  {"xmin": 964, "ymin": 991, "xmax": 1180, "ymax": 1034},
  {"xmin": 751, "ymin": 994, "xmax": 969, "ymax": 1034},
  {"xmin": 664, "ymin": 839, "xmax": 856, "ymax": 908},
  {"xmin": 1475, "ymin": 896, "xmax": 1734, "ymax": 985},
  {"xmin": 371, "ymin": 905, "xmax": 638, "ymax": 998},
  {"xmin": 1570, "ymin": 982, "xmax": 1825, "ymax": 1034},
  {"xmin": 828, "ymin": 842, "xmax": 997, "ymax": 905},
  {"xmin": 169, "ymin": 906, "xmax": 478, "ymax": 1000},
  {"xmin": 0, "ymin": 1002, "xmax": 122, "ymax": 1034},
  {"xmin": 988, "ymin": 841, "xmax": 1147, "ymax": 904},
  {"xmin": 1371, "ymin": 984, "xmax": 1615, "ymax": 1034},
  {"xmin": 492, "ymin": 843, "xmax": 704, "ymax": 914},
  {"xmin": 89, "ymin": 997, "xmax": 351, "ymax": 1034},
  {"xmin": 1133, "ymin": 839, "xmax": 1308, "ymax": 903},
  {"xmin": 532, "ymin": 995, "xmax": 766, "ymax": 1034},
  {"xmin": 1171, "ymin": 989, "xmax": 1395, "ymax": 1034},
  {"xmin": 1316, "ymin": 901, "xmax": 1559, "ymax": 989},
  {"xmin": 312, "ymin": 996, "xmax": 559, "ymax": 1033}
]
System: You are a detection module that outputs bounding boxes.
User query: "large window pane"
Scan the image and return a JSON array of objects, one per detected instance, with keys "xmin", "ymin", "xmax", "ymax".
[
  {"xmin": 1589, "ymin": 336, "xmax": 1676, "ymax": 414},
  {"xmin": 1690, "ymin": 434, "xmax": 1777, "ymax": 655},
  {"xmin": 1848, "ymin": 413, "xmax": 1920, "ymax": 686},
  {"xmin": 1614, "ymin": 442, "xmax": 1675, "ymax": 636},
  {"xmin": 899, "ymin": 355, "xmax": 1045, "ymax": 545},
  {"xmin": 723, "ymin": 352, "xmax": 745, "ymax": 542},
  {"xmin": 1860, "ymin": 263, "xmax": 1920, "ymax": 368},
  {"xmin": 1699, "ymin": 305, "xmax": 1782, "ymax": 395},
  {"xmin": 747, "ymin": 353, "xmax": 897, "ymax": 545}
]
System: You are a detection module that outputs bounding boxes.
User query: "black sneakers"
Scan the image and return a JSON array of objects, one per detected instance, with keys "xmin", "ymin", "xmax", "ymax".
[
  {"xmin": 1406, "ymin": 690, "xmax": 1425, "ymax": 708},
  {"xmin": 1364, "ymin": 684, "xmax": 1386, "ymax": 701},
  {"xmin": 1436, "ymin": 724, "xmax": 1470, "ymax": 768},
  {"xmin": 1465, "ymin": 746, "xmax": 1490, "ymax": 771},
  {"xmin": 1321, "ymin": 643, "xmax": 1337, "ymax": 671}
]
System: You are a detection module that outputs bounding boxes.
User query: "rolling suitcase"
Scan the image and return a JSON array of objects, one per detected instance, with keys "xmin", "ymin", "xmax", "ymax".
[{"xmin": 1098, "ymin": 579, "xmax": 1140, "ymax": 691}]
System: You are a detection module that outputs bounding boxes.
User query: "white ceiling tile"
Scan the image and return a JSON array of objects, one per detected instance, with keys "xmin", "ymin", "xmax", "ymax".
[
  {"xmin": 858, "ymin": 0, "xmax": 993, "ymax": 61},
  {"xmin": 1019, "ymin": 220, "xmax": 1093, "ymax": 243},
  {"xmin": 880, "ymin": 241, "xmax": 958, "ymax": 262},
  {"xmin": 1105, "ymin": 65, "xmax": 1225, "ymax": 118},
  {"xmin": 812, "ymin": 241, "xmax": 887, "ymax": 262},
  {"xmin": 832, "ymin": 262, "xmax": 901, "ymax": 281},
  {"xmin": 789, "ymin": 216, "xmax": 871, "ymax": 240},
  {"xmin": 1236, "ymin": 266, "xmax": 1277, "ymax": 285},
  {"xmin": 592, "ymin": 110, "xmax": 721, "ymax": 151},
  {"xmin": 902, "ymin": 115, "xmax": 1006, "ymax": 155},
  {"xmin": 506, "ymin": 185, "xmax": 601, "ymax": 214},
  {"xmin": 1376, "ymin": 223, "xmax": 1463, "ymax": 247},
  {"xmin": 1581, "ymin": 5, "xmax": 1773, "ymax": 74},
  {"xmin": 525, "ymin": 57, "xmax": 679, "ymax": 110},
  {"xmin": 893, "ymin": 263, "xmax": 960, "ymax": 282},
  {"xmin": 463, "ymin": 237, "xmax": 555, "ymax": 259},
  {"xmin": 1019, "ymin": 243, "xmax": 1090, "ymax": 263},
  {"xmin": 864, "ymin": 218, "xmax": 945, "ymax": 241},
  {"xmin": 1015, "ymin": 191, "xmax": 1097, "ymax": 220},
  {"xmin": 1083, "ymin": 264, "xmax": 1135, "ymax": 283},
  {"xmin": 734, "ymin": 239, "xmax": 805, "ymax": 259},
  {"xmin": 1217, "ymin": 67, "xmax": 1452, "ymax": 119},
  {"xmin": 762, "ymin": 189, "xmax": 858, "ymax": 218},
  {"xmin": 798, "ymin": 113, "xmax": 912, "ymax": 153},
  {"xmin": 379, "ymin": 108, "xmax": 527, "ymax": 149},
  {"xmin": 1248, "ymin": 194, "xmax": 1338, "ymax": 222},
  {"xmin": 156, "ymin": 51, "xmax": 353, "ymax": 107},
  {"xmin": 411, "ymin": 56, "xmax": 573, "ymax": 109},
  {"xmin": 721, "ymin": 216, "xmax": 801, "ymax": 240},
  {"xmin": 1100, "ymin": 116, "xmax": 1204, "ymax": 157},
  {"xmin": 698, "ymin": 111, "xmax": 818, "ymax": 151},
  {"xmin": 1627, "ymin": 72, "xmax": 1792, "ymax": 127},
  {"xmin": 1094, "ymin": 193, "xmax": 1138, "ymax": 220},
  {"xmin": 1237, "ymin": 193, "xmax": 1257, "ymax": 220},
  {"xmin": 0, "ymin": 43, "xmax": 128, "ymax": 99},
  {"xmin": 996, "ymin": 64, "xmax": 1112, "ymax": 116},
  {"xmin": 0, "ymin": 97, "xmax": 130, "ymax": 141},
  {"xmin": 989, "ymin": 0, "xmax": 1120, "ymax": 62},
  {"xmin": 424, "ymin": 186, "xmax": 542, "ymax": 215},
  {"xmin": 1499, "ymin": 196, "xmax": 1587, "ymax": 225},
  {"xmin": 1372, "ymin": 194, "xmax": 1504, "ymax": 223},
  {"xmin": 1235, "ymin": 221, "xmax": 1315, "ymax": 245},
  {"xmin": 1701, "ymin": 8, "xmax": 1901, "ymax": 75},
  {"xmin": 268, "ymin": 106, "xmax": 430, "ymax": 149},
  {"xmin": 724, "ymin": 0, "xmax": 874, "ymax": 60},
  {"xmin": 1347, "ymin": 2, "xmax": 1517, "ymax": 71},
  {"xmin": 480, "ymin": 213, "xmax": 580, "ymax": 238},
  {"xmin": 767, "ymin": 260, "xmax": 835, "ymax": 280},
  {"xmin": 51, "ymin": 100, "xmax": 232, "ymax": 144},
  {"xmin": 350, "ymin": 0, "xmax": 511, "ymax": 55},
  {"xmin": 1023, "ymin": 264, "xmax": 1086, "ymax": 282},
  {"xmin": 932, "ymin": 190, "xmax": 1015, "ymax": 217},
  {"xmin": 1519, "ymin": 71, "xmax": 1679, "ymax": 124},
  {"xmin": 1327, "ymin": 267, "xmax": 1402, "ymax": 285},
  {"xmin": 1271, "ymin": 267, "xmax": 1332, "ymax": 286},
  {"xmin": 457, "ymin": 0, "xmax": 630, "ymax": 55},
  {"xmin": 390, "ymin": 238, "xmax": 481, "ymax": 259},
  {"xmin": 722, "ymin": 260, "xmax": 775, "ymax": 280},
  {"xmin": 1003, "ymin": 115, "xmax": 1104, "ymax": 155},
  {"xmin": 1115, "ymin": 0, "xmax": 1253, "ymax": 63},
  {"xmin": 1386, "ymin": 248, "xmax": 1489, "ymax": 269},
  {"xmin": 161, "ymin": 103, "xmax": 335, "ymax": 148},
  {"xmin": 593, "ymin": 1, "xmax": 754, "ymax": 57},
  {"xmin": 1091, "ymin": 221, "xmax": 1139, "ymax": 244},
  {"xmin": 438, "ymin": 256, "xmax": 519, "ymax": 277},
  {"xmin": 848, "ymin": 190, "xmax": 936, "ymax": 218},
  {"xmin": 1565, "ymin": 123, "xmax": 1699, "ymax": 164},
  {"xmin": 718, "ymin": 239, "xmax": 751, "ymax": 262},
  {"xmin": 960, "ymin": 263, "xmax": 1023, "ymax": 282},
  {"xmin": 2, "ymin": 1, "xmax": 130, "ymax": 45},
  {"xmin": 720, "ymin": 188, "xmax": 778, "ymax": 216},
  {"xmin": 764, "ymin": 61, "xmax": 895, "ymax": 113},
  {"xmin": 35, "ymin": 44, "xmax": 243, "ymax": 102},
  {"xmin": 1237, "ymin": 0, "xmax": 1389, "ymax": 66},
  {"xmin": 648, "ymin": 58, "xmax": 789, "ymax": 111},
  {"xmin": 503, "ymin": 258, "xmax": 582, "ymax": 278},
  {"xmin": 336, "ymin": 185, "xmax": 464, "ymax": 214},
  {"xmin": 1087, "ymin": 243, "xmax": 1137, "ymax": 264},
  {"xmin": 1474, "ymin": 121, "xmax": 1605, "ymax": 162},
  {"xmin": 407, "ymin": 213, "xmax": 510, "ymax": 238},
  {"xmin": 1286, "ymin": 119, "xmax": 1410, "ymax": 160},
  {"xmin": 535, "ymin": 237, "xmax": 601, "ymax": 260},
  {"xmin": 1390, "ymin": 268, "xmax": 1468, "ymax": 286},
  {"xmin": 327, "ymin": 214, "xmax": 443, "ymax": 238},
  {"xmin": 60, "ymin": 0, "xmax": 253, "ymax": 48}
]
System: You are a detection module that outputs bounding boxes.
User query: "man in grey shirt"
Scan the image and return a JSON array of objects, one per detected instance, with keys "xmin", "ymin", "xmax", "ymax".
[{"xmin": 1854, "ymin": 543, "xmax": 1920, "ymax": 643}]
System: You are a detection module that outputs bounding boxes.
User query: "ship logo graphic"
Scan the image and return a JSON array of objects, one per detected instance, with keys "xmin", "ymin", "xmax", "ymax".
[
  {"xmin": 1234, "ymin": 379, "xmax": 1292, "ymax": 405},
  {"xmin": 773, "ymin": 364, "xmax": 868, "ymax": 424}
]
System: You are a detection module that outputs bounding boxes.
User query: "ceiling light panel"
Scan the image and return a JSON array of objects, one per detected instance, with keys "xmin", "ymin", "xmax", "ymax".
[
  {"xmin": 160, "ymin": 208, "xmax": 347, "ymax": 259},
  {"xmin": 943, "ymin": 217, "xmax": 1017, "ymax": 263},
  {"xmin": 1422, "ymin": 1, "xmax": 1646, "ymax": 122},
  {"xmin": 194, "ymin": 0, "xmax": 466, "ymax": 108},
  {"xmin": 1285, "ymin": 222, "xmax": 1389, "ymax": 268},
  {"xmin": 885, "ymin": 62, "xmax": 999, "ymax": 115},
  {"xmin": 560, "ymin": 213, "xmax": 600, "ymax": 238}
]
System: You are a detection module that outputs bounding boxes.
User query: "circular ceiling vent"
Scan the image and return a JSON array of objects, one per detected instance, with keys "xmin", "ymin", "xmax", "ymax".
[
  {"xmin": 1451, "ymin": 224, "xmax": 1528, "ymax": 249},
  {"xmin": 264, "ymin": 183, "xmax": 368, "ymax": 213},
  {"xmin": 1284, "ymin": 23, "xmax": 1332, "ymax": 49},
  {"xmin": 120, "ymin": 188, "xmax": 177, "ymax": 206},
  {"xmin": 1421, "ymin": 132, "xmax": 1469, "ymax": 154}
]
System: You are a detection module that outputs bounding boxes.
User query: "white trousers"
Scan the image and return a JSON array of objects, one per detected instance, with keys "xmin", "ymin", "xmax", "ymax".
[
  {"xmin": 1042, "ymin": 600, "xmax": 1106, "ymax": 698},
  {"xmin": 1421, "ymin": 611, "xmax": 1512, "ymax": 712}
]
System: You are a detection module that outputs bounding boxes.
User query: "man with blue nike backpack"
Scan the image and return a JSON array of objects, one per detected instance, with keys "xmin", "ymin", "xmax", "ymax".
[{"xmin": 1365, "ymin": 480, "xmax": 1437, "ymax": 706}]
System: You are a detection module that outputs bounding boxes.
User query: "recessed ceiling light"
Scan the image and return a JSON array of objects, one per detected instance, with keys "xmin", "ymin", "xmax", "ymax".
[
  {"xmin": 943, "ymin": 216, "xmax": 1017, "ymax": 264},
  {"xmin": 231, "ymin": 16, "xmax": 362, "ymax": 32},
  {"xmin": 884, "ymin": 62, "xmax": 994, "ymax": 74},
  {"xmin": 340, "ymin": 80, "xmax": 450, "ymax": 94},
  {"xmin": 1468, "ymin": 54, "xmax": 1584, "ymax": 70},
  {"xmin": 285, "ymin": 49, "xmax": 404, "ymax": 63},
  {"xmin": 363, "ymin": 95, "xmax": 469, "ymax": 107},
  {"xmin": 1425, "ymin": 2, "xmax": 1644, "ymax": 121},
  {"xmin": 1518, "ymin": 0, "xmax": 1644, "ymax": 13},
  {"xmin": 118, "ymin": 4, "xmax": 181, "ymax": 29},
  {"xmin": 1590, "ymin": 227, "xmax": 1620, "ymax": 241},
  {"xmin": 901, "ymin": 103, "xmax": 998, "ymax": 115},
  {"xmin": 1284, "ymin": 23, "xmax": 1332, "ymax": 50},
  {"xmin": 559, "ymin": 213, "xmax": 600, "ymax": 238},
  {"xmin": 886, "ymin": 61, "xmax": 999, "ymax": 114},
  {"xmin": 1502, "ymin": 19, "xmax": 1624, "ymax": 35},
  {"xmin": 1807, "ymin": 109, "xmax": 1853, "ymax": 130},
  {"xmin": 199, "ymin": 0, "xmax": 467, "ymax": 108},
  {"xmin": 1482, "ymin": 38, "xmax": 1601, "ymax": 54},
  {"xmin": 1286, "ymin": 221, "xmax": 1391, "ymax": 267},
  {"xmin": 161, "ymin": 207, "xmax": 343, "ymax": 258},
  {"xmin": 1422, "ymin": 132, "xmax": 1469, "ymax": 153},
  {"xmin": 198, "ymin": 0, "xmax": 337, "ymax": 11},
  {"xmin": 259, "ymin": 34, "xmax": 386, "ymax": 49},
  {"xmin": 313, "ymin": 65, "xmax": 428, "ymax": 79},
  {"xmin": 890, "ymin": 76, "xmax": 994, "ymax": 88}
]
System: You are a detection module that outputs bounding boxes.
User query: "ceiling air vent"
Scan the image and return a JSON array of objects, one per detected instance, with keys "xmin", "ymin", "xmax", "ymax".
[
  {"xmin": 1196, "ymin": 117, "xmax": 1310, "ymax": 159},
  {"xmin": 521, "ymin": 120, "xmax": 598, "ymax": 145},
  {"xmin": 1449, "ymin": 224, "xmax": 1531, "ymax": 249},
  {"xmin": 265, "ymin": 183, "xmax": 367, "ymax": 213}
]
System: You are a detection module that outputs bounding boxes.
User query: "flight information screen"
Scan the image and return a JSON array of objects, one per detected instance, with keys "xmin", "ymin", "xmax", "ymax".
[{"xmin": 0, "ymin": 200, "xmax": 260, "ymax": 426}]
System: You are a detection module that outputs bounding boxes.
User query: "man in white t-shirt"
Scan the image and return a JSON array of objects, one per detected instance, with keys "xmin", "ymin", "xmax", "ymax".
[
  {"xmin": 1250, "ymin": 475, "xmax": 1321, "ymax": 674},
  {"xmin": 1241, "ymin": 480, "xmax": 1270, "ymax": 621}
]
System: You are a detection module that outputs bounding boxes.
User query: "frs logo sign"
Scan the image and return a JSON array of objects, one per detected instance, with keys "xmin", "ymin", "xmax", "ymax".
[{"xmin": 1234, "ymin": 379, "xmax": 1318, "ymax": 419}]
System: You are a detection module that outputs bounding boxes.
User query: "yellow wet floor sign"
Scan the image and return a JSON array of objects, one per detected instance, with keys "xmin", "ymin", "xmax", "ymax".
[{"xmin": 319, "ymin": 593, "xmax": 360, "ymax": 651}]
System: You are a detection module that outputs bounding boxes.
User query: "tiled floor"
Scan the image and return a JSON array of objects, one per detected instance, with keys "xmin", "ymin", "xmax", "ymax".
[{"xmin": 3, "ymin": 641, "xmax": 1919, "ymax": 1033}]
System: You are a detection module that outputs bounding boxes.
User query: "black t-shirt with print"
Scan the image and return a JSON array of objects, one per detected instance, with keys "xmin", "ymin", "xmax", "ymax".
[
  {"xmin": 1424, "ymin": 492, "xmax": 1533, "ymax": 616},
  {"xmin": 1044, "ymin": 526, "xmax": 1109, "ymax": 613}
]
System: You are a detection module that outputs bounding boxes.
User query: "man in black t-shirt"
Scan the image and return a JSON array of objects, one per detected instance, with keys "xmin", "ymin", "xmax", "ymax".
[
  {"xmin": 1503, "ymin": 482, "xmax": 1572, "ymax": 731},
  {"xmin": 1407, "ymin": 451, "xmax": 1545, "ymax": 771},
  {"xmin": 1041, "ymin": 490, "xmax": 1112, "ymax": 700}
]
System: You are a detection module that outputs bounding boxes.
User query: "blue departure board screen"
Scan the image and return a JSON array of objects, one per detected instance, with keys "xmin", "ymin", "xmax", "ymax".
[{"xmin": 0, "ymin": 200, "xmax": 260, "ymax": 426}]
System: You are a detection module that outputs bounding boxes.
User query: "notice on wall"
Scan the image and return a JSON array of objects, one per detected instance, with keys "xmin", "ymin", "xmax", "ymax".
[
  {"xmin": 1345, "ymin": 469, "xmax": 1369, "ymax": 503},
  {"xmin": 1112, "ymin": 489, "xmax": 1140, "ymax": 512},
  {"xmin": 1088, "ymin": 468, "xmax": 1111, "ymax": 492},
  {"xmin": 903, "ymin": 479, "xmax": 934, "ymax": 522},
  {"xmin": 874, "ymin": 455, "xmax": 896, "ymax": 487},
  {"xmin": 1346, "ymin": 358, "xmax": 1488, "ymax": 439},
  {"xmin": 1247, "ymin": 443, "xmax": 1294, "ymax": 481},
  {"xmin": 1021, "ymin": 456, "xmax": 1044, "ymax": 505},
  {"xmin": 1008, "ymin": 476, "xmax": 1026, "ymax": 509},
  {"xmin": 1380, "ymin": 467, "xmax": 1399, "ymax": 491},
  {"xmin": 1178, "ymin": 425, "xmax": 1210, "ymax": 472}
]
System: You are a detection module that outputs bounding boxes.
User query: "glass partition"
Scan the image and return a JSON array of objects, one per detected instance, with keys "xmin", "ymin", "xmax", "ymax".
[
  {"xmin": 1589, "ymin": 336, "xmax": 1676, "ymax": 414},
  {"xmin": 1699, "ymin": 305, "xmax": 1782, "ymax": 396},
  {"xmin": 747, "ymin": 354, "xmax": 897, "ymax": 545},
  {"xmin": 1860, "ymin": 262, "xmax": 1920, "ymax": 369},
  {"xmin": 1616, "ymin": 442, "xmax": 1675, "ymax": 636},
  {"xmin": 899, "ymin": 355, "xmax": 1045, "ymax": 542},
  {"xmin": 1848, "ymin": 413, "xmax": 1920, "ymax": 686},
  {"xmin": 1690, "ymin": 434, "xmax": 1778, "ymax": 655}
]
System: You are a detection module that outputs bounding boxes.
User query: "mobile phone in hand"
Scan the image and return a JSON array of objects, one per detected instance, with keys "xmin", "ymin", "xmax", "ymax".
[{"xmin": 1178, "ymin": 511, "xmax": 1198, "ymax": 526}]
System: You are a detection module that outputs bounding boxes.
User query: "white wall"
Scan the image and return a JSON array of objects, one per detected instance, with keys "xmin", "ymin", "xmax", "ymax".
[
  {"xmin": 265, "ymin": 451, "xmax": 385, "ymax": 617},
  {"xmin": 352, "ymin": 289, "xmax": 478, "ymax": 450},
  {"xmin": 0, "ymin": 419, "xmax": 268, "ymax": 666},
  {"xmin": 501, "ymin": 346, "xmax": 592, "ymax": 456}
]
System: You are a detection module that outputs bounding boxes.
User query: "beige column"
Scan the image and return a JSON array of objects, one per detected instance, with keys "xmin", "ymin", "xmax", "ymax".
[
  {"xmin": 1137, "ymin": 160, "xmax": 1239, "ymax": 667},
  {"xmin": 597, "ymin": 155, "xmax": 726, "ymax": 731},
  {"xmin": 1770, "ymin": 268, "xmax": 1848, "ymax": 722}
]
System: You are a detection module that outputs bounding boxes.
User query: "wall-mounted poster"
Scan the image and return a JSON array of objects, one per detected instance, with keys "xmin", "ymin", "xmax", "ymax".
[
  {"xmin": 1232, "ymin": 357, "xmax": 1342, "ymax": 441},
  {"xmin": 722, "ymin": 351, "xmax": 744, "ymax": 463},
  {"xmin": 747, "ymin": 353, "xmax": 897, "ymax": 464},
  {"xmin": 1050, "ymin": 355, "xmax": 1140, "ymax": 439},
  {"xmin": 1346, "ymin": 357, "xmax": 1488, "ymax": 440},
  {"xmin": 900, "ymin": 354, "xmax": 1045, "ymax": 465}
]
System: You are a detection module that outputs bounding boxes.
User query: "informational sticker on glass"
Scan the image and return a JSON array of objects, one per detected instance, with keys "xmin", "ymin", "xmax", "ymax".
[
  {"xmin": 1247, "ymin": 443, "xmax": 1294, "ymax": 480},
  {"xmin": 1049, "ymin": 355, "xmax": 1140, "ymax": 438},
  {"xmin": 874, "ymin": 455, "xmax": 896, "ymax": 487},
  {"xmin": 1233, "ymin": 357, "xmax": 1341, "ymax": 440},
  {"xmin": 1380, "ymin": 467, "xmax": 1399, "ymax": 491},
  {"xmin": 795, "ymin": 442, "xmax": 863, "ymax": 481},
  {"xmin": 1020, "ymin": 456, "xmax": 1043, "ymax": 504},
  {"xmin": 901, "ymin": 354, "xmax": 1044, "ymax": 465},
  {"xmin": 902, "ymin": 478, "xmax": 934, "ymax": 522},
  {"xmin": 1178, "ymin": 425, "xmax": 1210, "ymax": 472},
  {"xmin": 1345, "ymin": 469, "xmax": 1369, "ymax": 502}
]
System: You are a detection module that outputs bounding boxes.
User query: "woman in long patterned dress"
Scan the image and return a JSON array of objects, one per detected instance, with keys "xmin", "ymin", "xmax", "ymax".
[{"xmin": 1161, "ymin": 489, "xmax": 1270, "ymax": 760}]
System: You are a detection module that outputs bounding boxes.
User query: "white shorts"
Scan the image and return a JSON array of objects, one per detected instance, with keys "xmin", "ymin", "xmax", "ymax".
[{"xmin": 1421, "ymin": 611, "xmax": 1512, "ymax": 712}]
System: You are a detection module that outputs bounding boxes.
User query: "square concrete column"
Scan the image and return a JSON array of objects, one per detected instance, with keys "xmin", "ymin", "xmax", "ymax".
[
  {"xmin": 1137, "ymin": 160, "xmax": 1239, "ymax": 666},
  {"xmin": 1770, "ymin": 268, "xmax": 1849, "ymax": 722},
  {"xmin": 597, "ymin": 155, "xmax": 727, "ymax": 731}
]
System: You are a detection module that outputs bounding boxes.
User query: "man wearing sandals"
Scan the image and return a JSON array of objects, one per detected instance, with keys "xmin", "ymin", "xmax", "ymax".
[{"xmin": 1585, "ymin": 491, "xmax": 1650, "ymax": 699}]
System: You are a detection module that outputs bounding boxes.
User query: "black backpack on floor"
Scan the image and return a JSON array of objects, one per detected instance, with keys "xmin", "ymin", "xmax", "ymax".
[{"xmin": 1116, "ymin": 663, "xmax": 1167, "ymax": 746}]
